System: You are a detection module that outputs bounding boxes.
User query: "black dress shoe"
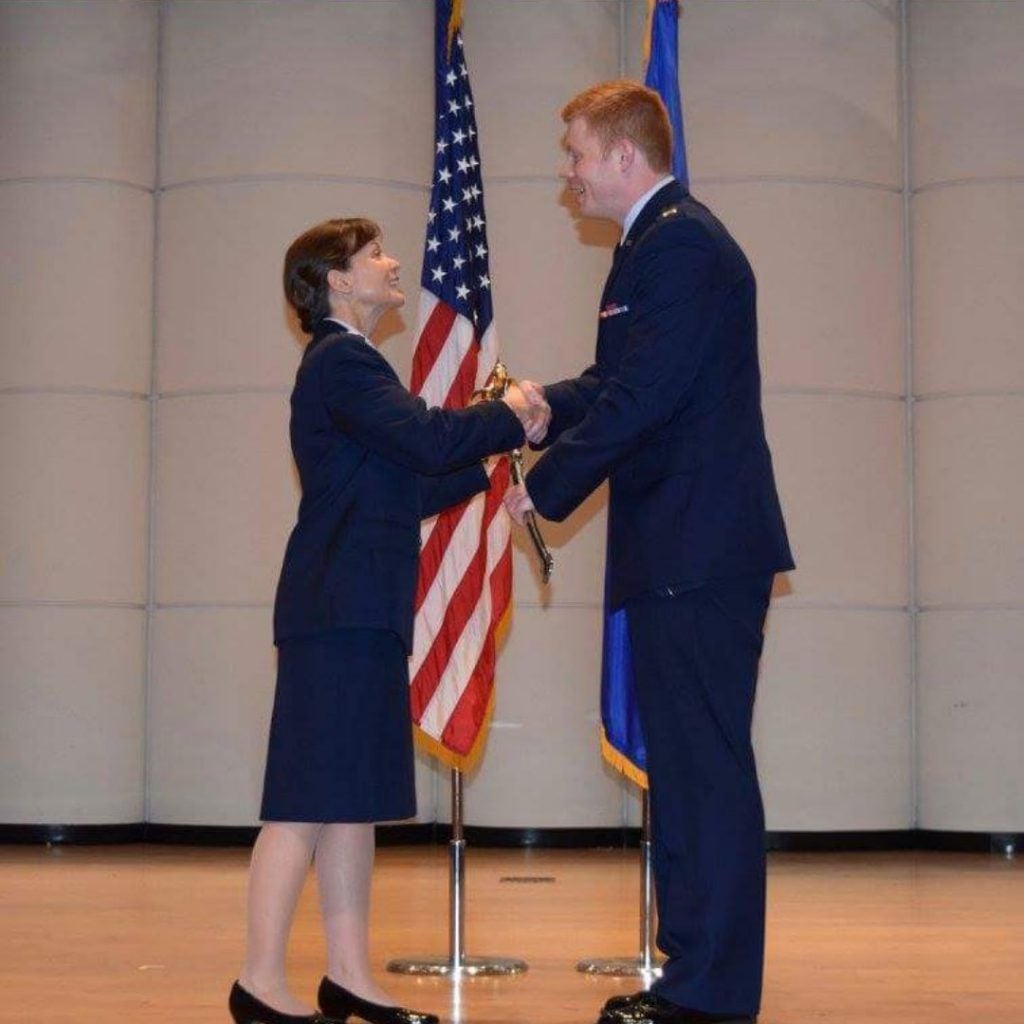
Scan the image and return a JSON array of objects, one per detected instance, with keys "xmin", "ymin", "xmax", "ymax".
[
  {"xmin": 597, "ymin": 991, "xmax": 754, "ymax": 1024},
  {"xmin": 229, "ymin": 981, "xmax": 332, "ymax": 1024},
  {"xmin": 317, "ymin": 976, "xmax": 440, "ymax": 1024},
  {"xmin": 603, "ymin": 991, "xmax": 659, "ymax": 1013}
]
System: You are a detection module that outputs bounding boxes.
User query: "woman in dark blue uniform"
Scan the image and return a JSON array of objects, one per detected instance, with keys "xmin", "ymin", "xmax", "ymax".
[{"xmin": 228, "ymin": 218, "xmax": 543, "ymax": 1024}]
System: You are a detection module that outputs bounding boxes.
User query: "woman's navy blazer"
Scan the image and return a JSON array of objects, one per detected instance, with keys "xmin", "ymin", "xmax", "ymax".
[{"xmin": 273, "ymin": 320, "xmax": 525, "ymax": 652}]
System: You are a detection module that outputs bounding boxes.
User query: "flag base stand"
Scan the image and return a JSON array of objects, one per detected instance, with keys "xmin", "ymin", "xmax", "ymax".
[
  {"xmin": 575, "ymin": 958, "xmax": 663, "ymax": 978},
  {"xmin": 576, "ymin": 790, "xmax": 664, "ymax": 978},
  {"xmin": 387, "ymin": 955, "xmax": 527, "ymax": 977},
  {"xmin": 386, "ymin": 769, "xmax": 528, "ymax": 979}
]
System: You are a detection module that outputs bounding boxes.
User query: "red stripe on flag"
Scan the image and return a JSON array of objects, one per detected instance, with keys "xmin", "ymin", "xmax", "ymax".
[
  {"xmin": 413, "ymin": 331, "xmax": 485, "ymax": 612},
  {"xmin": 410, "ymin": 301, "xmax": 458, "ymax": 396},
  {"xmin": 440, "ymin": 512, "xmax": 513, "ymax": 755},
  {"xmin": 444, "ymin": 334, "xmax": 480, "ymax": 410},
  {"xmin": 409, "ymin": 464, "xmax": 508, "ymax": 721},
  {"xmin": 414, "ymin": 496, "xmax": 471, "ymax": 614}
]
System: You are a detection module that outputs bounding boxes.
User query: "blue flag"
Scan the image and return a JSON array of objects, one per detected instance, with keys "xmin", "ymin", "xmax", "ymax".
[
  {"xmin": 599, "ymin": 0, "xmax": 688, "ymax": 789},
  {"xmin": 645, "ymin": 0, "xmax": 688, "ymax": 186}
]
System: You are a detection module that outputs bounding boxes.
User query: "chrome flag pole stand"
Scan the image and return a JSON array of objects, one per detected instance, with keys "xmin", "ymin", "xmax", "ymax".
[
  {"xmin": 577, "ymin": 789, "xmax": 664, "ymax": 978},
  {"xmin": 387, "ymin": 768, "xmax": 528, "ymax": 977}
]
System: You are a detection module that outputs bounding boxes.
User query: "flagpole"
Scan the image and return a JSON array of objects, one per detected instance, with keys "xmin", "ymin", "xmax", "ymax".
[
  {"xmin": 387, "ymin": 768, "xmax": 528, "ymax": 978},
  {"xmin": 576, "ymin": 789, "xmax": 664, "ymax": 978}
]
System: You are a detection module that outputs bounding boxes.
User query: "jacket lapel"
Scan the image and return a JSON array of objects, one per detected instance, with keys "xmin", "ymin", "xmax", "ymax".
[{"xmin": 601, "ymin": 180, "xmax": 687, "ymax": 301}]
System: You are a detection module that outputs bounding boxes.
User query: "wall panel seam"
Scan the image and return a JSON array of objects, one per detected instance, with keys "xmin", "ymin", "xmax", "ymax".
[
  {"xmin": 155, "ymin": 602, "xmax": 273, "ymax": 610},
  {"xmin": 0, "ymin": 388, "xmax": 148, "ymax": 400},
  {"xmin": 899, "ymin": 0, "xmax": 918, "ymax": 827},
  {"xmin": 692, "ymin": 176, "xmax": 900, "ymax": 193},
  {"xmin": 0, "ymin": 177, "xmax": 152, "ymax": 193},
  {"xmin": 149, "ymin": 387, "xmax": 913, "ymax": 402},
  {"xmin": 0, "ymin": 601, "xmax": 147, "ymax": 610},
  {"xmin": 140, "ymin": 601, "xmax": 1019, "ymax": 613},
  {"xmin": 914, "ymin": 390, "xmax": 1024, "ymax": 402},
  {"xmin": 485, "ymin": 175, "xmax": 901, "ymax": 193},
  {"xmin": 160, "ymin": 175, "xmax": 429, "ymax": 194},
  {"xmin": 151, "ymin": 175, "xmax": 909, "ymax": 195},
  {"xmin": 914, "ymin": 176, "xmax": 1024, "ymax": 195},
  {"xmin": 158, "ymin": 388, "xmax": 291, "ymax": 399},
  {"xmin": 144, "ymin": 0, "xmax": 167, "ymax": 824},
  {"xmin": 766, "ymin": 388, "xmax": 903, "ymax": 401},
  {"xmin": 918, "ymin": 603, "xmax": 1024, "ymax": 613},
  {"xmin": 769, "ymin": 603, "xmax": 911, "ymax": 612}
]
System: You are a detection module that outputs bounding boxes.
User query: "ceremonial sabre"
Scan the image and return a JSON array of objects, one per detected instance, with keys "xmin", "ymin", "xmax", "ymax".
[{"xmin": 473, "ymin": 360, "xmax": 555, "ymax": 583}]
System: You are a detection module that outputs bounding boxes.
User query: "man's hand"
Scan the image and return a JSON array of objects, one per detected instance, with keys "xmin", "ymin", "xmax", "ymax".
[
  {"xmin": 503, "ymin": 482, "xmax": 536, "ymax": 525},
  {"xmin": 518, "ymin": 379, "xmax": 550, "ymax": 444},
  {"xmin": 502, "ymin": 381, "xmax": 550, "ymax": 444}
]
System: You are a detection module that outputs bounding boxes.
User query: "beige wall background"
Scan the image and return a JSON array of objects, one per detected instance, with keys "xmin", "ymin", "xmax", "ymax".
[{"xmin": 1, "ymin": 0, "xmax": 1020, "ymax": 833}]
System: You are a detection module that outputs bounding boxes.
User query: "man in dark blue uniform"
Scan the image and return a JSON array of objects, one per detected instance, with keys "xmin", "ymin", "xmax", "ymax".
[{"xmin": 506, "ymin": 81, "xmax": 794, "ymax": 1024}]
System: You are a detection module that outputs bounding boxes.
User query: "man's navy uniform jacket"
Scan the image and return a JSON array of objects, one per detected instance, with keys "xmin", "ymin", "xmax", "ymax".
[
  {"xmin": 273, "ymin": 319, "xmax": 525, "ymax": 652},
  {"xmin": 527, "ymin": 181, "xmax": 793, "ymax": 597}
]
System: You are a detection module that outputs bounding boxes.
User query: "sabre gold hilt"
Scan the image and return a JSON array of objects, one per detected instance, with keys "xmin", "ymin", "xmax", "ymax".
[{"xmin": 472, "ymin": 359, "xmax": 514, "ymax": 403}]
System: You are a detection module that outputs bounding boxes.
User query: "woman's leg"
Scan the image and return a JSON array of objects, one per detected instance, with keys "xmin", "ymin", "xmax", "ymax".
[
  {"xmin": 239, "ymin": 821, "xmax": 322, "ymax": 1014},
  {"xmin": 315, "ymin": 822, "xmax": 394, "ymax": 1005}
]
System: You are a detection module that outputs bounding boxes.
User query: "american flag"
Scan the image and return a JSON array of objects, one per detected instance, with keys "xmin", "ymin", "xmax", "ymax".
[{"xmin": 409, "ymin": 0, "xmax": 511, "ymax": 766}]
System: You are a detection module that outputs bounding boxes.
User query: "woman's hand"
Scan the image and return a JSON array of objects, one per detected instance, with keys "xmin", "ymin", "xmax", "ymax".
[{"xmin": 502, "ymin": 381, "xmax": 550, "ymax": 444}]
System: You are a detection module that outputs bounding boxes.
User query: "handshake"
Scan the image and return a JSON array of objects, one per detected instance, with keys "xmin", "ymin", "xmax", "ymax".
[{"xmin": 499, "ymin": 379, "xmax": 550, "ymax": 446}]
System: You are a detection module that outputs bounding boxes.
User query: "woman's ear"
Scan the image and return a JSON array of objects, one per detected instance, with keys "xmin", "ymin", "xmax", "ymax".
[{"xmin": 326, "ymin": 267, "xmax": 350, "ymax": 295}]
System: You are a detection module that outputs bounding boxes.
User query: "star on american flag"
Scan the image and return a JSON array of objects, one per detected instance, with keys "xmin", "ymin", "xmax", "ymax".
[{"xmin": 421, "ymin": 30, "xmax": 494, "ymax": 330}]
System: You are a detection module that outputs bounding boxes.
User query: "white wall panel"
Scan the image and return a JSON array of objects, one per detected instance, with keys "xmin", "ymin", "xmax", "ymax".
[
  {"xmin": 764, "ymin": 394, "xmax": 908, "ymax": 607},
  {"xmin": 910, "ymin": 0, "xmax": 1024, "ymax": 188},
  {"xmin": 918, "ymin": 610, "xmax": 1024, "ymax": 831},
  {"xmin": 913, "ymin": 182, "xmax": 1024, "ymax": 396},
  {"xmin": 157, "ymin": 182, "xmax": 427, "ymax": 393},
  {"xmin": 465, "ymin": 605, "xmax": 620, "ymax": 827},
  {"xmin": 155, "ymin": 393, "xmax": 295, "ymax": 606},
  {"xmin": 0, "ymin": 607, "xmax": 145, "ymax": 822},
  {"xmin": 624, "ymin": 0, "xmax": 901, "ymax": 186},
  {"xmin": 0, "ymin": 183, "xmax": 153, "ymax": 393},
  {"xmin": 910, "ymin": 1, "xmax": 1024, "ymax": 836},
  {"xmin": 0, "ymin": 1, "xmax": 157, "ymax": 185},
  {"xmin": 10, "ymin": 0, "xmax": 1010, "ymax": 835},
  {"xmin": 148, "ymin": 607, "xmax": 275, "ymax": 825},
  {"xmin": 161, "ymin": 0, "xmax": 433, "ymax": 186},
  {"xmin": 486, "ymin": 180, "xmax": 620, "ymax": 385},
  {"xmin": 754, "ymin": 608, "xmax": 912, "ymax": 830},
  {"xmin": 0, "ymin": 394, "xmax": 149, "ymax": 604},
  {"xmin": 915, "ymin": 397, "xmax": 1024, "ymax": 608},
  {"xmin": 701, "ymin": 182, "xmax": 903, "ymax": 395},
  {"xmin": 463, "ymin": 0, "xmax": 620, "ymax": 179}
]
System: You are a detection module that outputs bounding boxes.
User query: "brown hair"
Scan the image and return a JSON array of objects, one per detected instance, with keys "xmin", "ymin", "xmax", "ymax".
[
  {"xmin": 283, "ymin": 217, "xmax": 380, "ymax": 334},
  {"xmin": 561, "ymin": 80, "xmax": 672, "ymax": 174}
]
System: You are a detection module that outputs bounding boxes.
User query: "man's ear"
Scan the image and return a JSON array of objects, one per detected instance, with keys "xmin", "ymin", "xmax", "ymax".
[
  {"xmin": 615, "ymin": 137, "xmax": 637, "ymax": 172},
  {"xmin": 326, "ymin": 267, "xmax": 350, "ymax": 295}
]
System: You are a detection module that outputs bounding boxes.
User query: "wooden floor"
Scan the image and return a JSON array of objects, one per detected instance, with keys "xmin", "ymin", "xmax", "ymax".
[{"xmin": 1, "ymin": 844, "xmax": 1022, "ymax": 1023}]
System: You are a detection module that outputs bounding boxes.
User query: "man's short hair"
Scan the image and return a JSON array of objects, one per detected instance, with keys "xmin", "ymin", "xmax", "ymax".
[{"xmin": 562, "ymin": 79, "xmax": 672, "ymax": 174}]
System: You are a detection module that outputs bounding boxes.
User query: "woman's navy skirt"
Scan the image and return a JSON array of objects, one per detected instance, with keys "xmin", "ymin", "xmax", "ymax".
[{"xmin": 260, "ymin": 627, "xmax": 416, "ymax": 823}]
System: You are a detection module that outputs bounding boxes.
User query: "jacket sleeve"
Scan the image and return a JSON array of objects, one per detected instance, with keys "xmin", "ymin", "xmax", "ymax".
[
  {"xmin": 526, "ymin": 219, "xmax": 718, "ymax": 522},
  {"xmin": 419, "ymin": 462, "xmax": 491, "ymax": 519},
  {"xmin": 321, "ymin": 341, "xmax": 525, "ymax": 475}
]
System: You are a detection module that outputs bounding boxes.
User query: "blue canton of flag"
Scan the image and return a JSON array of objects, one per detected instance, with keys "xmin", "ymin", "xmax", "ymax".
[{"xmin": 421, "ymin": 28, "xmax": 493, "ymax": 335}]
